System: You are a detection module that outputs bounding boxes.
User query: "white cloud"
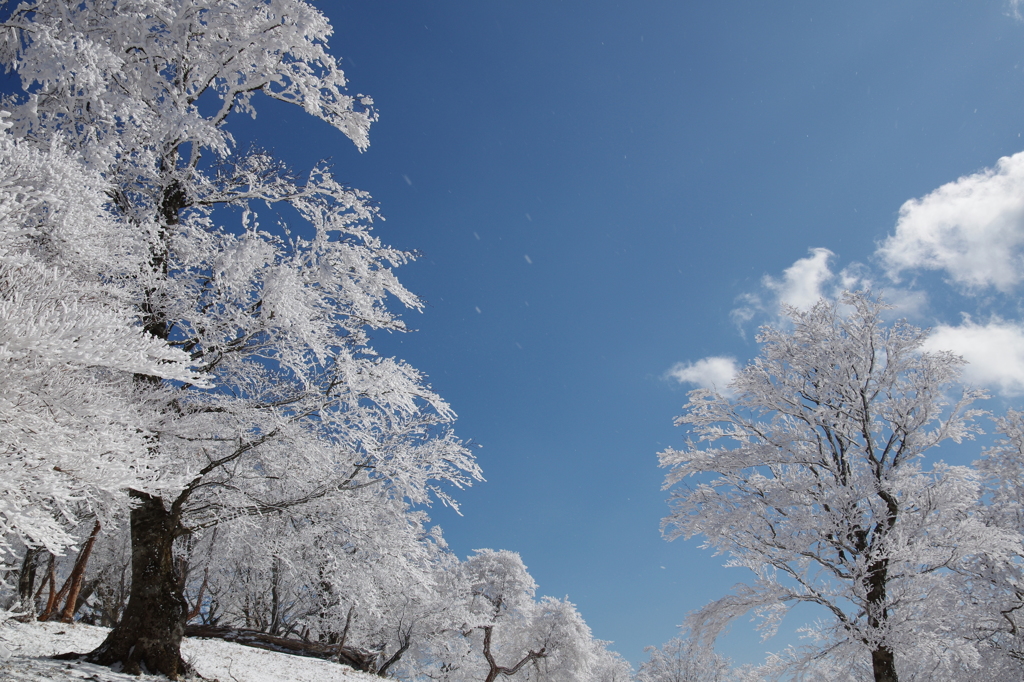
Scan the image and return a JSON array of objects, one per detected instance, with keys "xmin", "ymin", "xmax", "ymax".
[
  {"xmin": 666, "ymin": 356, "xmax": 740, "ymax": 396},
  {"xmin": 764, "ymin": 248, "xmax": 836, "ymax": 310},
  {"xmin": 732, "ymin": 249, "xmax": 839, "ymax": 335},
  {"xmin": 922, "ymin": 318, "xmax": 1024, "ymax": 396},
  {"xmin": 877, "ymin": 152, "xmax": 1024, "ymax": 293},
  {"xmin": 874, "ymin": 287, "xmax": 929, "ymax": 319},
  {"xmin": 731, "ymin": 250, "xmax": 929, "ymax": 339}
]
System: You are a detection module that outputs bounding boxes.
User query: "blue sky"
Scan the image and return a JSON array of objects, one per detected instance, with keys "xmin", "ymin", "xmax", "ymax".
[{"xmin": 228, "ymin": 0, "xmax": 1024, "ymax": 668}]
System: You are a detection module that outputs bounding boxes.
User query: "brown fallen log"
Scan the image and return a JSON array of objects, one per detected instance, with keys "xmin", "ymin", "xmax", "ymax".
[{"xmin": 183, "ymin": 624, "xmax": 378, "ymax": 672}]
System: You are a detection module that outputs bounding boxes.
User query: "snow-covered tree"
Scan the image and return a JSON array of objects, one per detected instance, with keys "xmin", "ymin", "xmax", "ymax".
[
  {"xmin": 408, "ymin": 549, "xmax": 609, "ymax": 682},
  {"xmin": 659, "ymin": 292, "xmax": 1017, "ymax": 682},
  {"xmin": 590, "ymin": 645, "xmax": 636, "ymax": 682},
  {"xmin": 0, "ymin": 111, "xmax": 201, "ymax": 598},
  {"xmin": 0, "ymin": 0, "xmax": 480, "ymax": 676},
  {"xmin": 638, "ymin": 636, "xmax": 729, "ymax": 682},
  {"xmin": 968, "ymin": 410, "xmax": 1024, "ymax": 675},
  {"xmin": 186, "ymin": 485, "xmax": 465, "ymax": 674}
]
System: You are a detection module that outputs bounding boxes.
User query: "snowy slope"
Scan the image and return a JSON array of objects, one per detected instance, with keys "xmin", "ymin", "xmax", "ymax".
[{"xmin": 0, "ymin": 621, "xmax": 379, "ymax": 682}]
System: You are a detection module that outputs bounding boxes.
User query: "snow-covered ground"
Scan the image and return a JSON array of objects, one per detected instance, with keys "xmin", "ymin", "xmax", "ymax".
[{"xmin": 0, "ymin": 620, "xmax": 379, "ymax": 682}]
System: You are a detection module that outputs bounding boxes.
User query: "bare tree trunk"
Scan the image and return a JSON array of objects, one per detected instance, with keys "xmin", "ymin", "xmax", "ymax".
[
  {"xmin": 16, "ymin": 547, "xmax": 40, "ymax": 614},
  {"xmin": 86, "ymin": 491, "xmax": 189, "ymax": 679},
  {"xmin": 871, "ymin": 645, "xmax": 898, "ymax": 682},
  {"xmin": 270, "ymin": 556, "xmax": 282, "ymax": 636},
  {"xmin": 865, "ymin": 495, "xmax": 899, "ymax": 682},
  {"xmin": 339, "ymin": 604, "xmax": 355, "ymax": 648},
  {"xmin": 186, "ymin": 567, "xmax": 209, "ymax": 622},
  {"xmin": 38, "ymin": 554, "xmax": 69, "ymax": 621},
  {"xmin": 59, "ymin": 520, "xmax": 101, "ymax": 623},
  {"xmin": 72, "ymin": 577, "xmax": 100, "ymax": 622},
  {"xmin": 863, "ymin": 556, "xmax": 899, "ymax": 682}
]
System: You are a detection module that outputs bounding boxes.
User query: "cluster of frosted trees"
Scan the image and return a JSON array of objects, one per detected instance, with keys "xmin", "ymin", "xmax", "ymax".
[
  {"xmin": 642, "ymin": 294, "xmax": 1024, "ymax": 682},
  {"xmin": 6, "ymin": 2, "xmax": 1021, "ymax": 682},
  {"xmin": 0, "ymin": 0, "xmax": 629, "ymax": 679}
]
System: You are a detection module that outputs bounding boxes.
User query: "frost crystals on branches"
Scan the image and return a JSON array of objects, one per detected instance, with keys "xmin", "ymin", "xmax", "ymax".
[
  {"xmin": 659, "ymin": 292, "xmax": 1015, "ymax": 682},
  {"xmin": 0, "ymin": 0, "xmax": 480, "ymax": 676}
]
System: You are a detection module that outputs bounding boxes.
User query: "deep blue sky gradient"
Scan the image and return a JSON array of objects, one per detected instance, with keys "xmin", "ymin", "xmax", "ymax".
[{"xmin": 223, "ymin": 0, "xmax": 1024, "ymax": 668}]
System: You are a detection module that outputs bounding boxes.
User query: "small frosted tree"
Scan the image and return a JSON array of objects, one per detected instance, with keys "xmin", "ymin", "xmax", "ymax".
[
  {"xmin": 590, "ymin": 646, "xmax": 636, "ymax": 682},
  {"xmin": 638, "ymin": 636, "xmax": 729, "ymax": 682},
  {"xmin": 659, "ymin": 292, "xmax": 1015, "ymax": 682},
  {"xmin": 404, "ymin": 549, "xmax": 609, "ymax": 682}
]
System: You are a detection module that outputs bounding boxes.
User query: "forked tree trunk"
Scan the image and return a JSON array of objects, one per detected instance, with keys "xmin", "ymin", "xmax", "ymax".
[
  {"xmin": 86, "ymin": 491, "xmax": 189, "ymax": 679},
  {"xmin": 376, "ymin": 623, "xmax": 412, "ymax": 677},
  {"xmin": 38, "ymin": 522, "xmax": 101, "ymax": 622},
  {"xmin": 480, "ymin": 625, "xmax": 546, "ymax": 682},
  {"xmin": 60, "ymin": 520, "xmax": 102, "ymax": 623}
]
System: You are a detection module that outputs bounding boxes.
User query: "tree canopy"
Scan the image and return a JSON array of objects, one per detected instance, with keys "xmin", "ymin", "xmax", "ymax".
[{"xmin": 659, "ymin": 292, "xmax": 1021, "ymax": 681}]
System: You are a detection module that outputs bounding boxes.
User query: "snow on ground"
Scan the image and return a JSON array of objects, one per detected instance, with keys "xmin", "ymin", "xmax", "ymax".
[{"xmin": 0, "ymin": 620, "xmax": 379, "ymax": 682}]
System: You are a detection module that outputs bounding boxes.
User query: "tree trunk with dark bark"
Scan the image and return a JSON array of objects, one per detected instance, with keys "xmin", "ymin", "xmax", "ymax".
[
  {"xmin": 864, "ymin": 495, "xmax": 899, "ymax": 682},
  {"xmin": 16, "ymin": 547, "xmax": 40, "ymax": 614},
  {"xmin": 866, "ymin": 558, "xmax": 898, "ymax": 682},
  {"xmin": 86, "ymin": 491, "xmax": 189, "ymax": 679},
  {"xmin": 871, "ymin": 645, "xmax": 898, "ymax": 682},
  {"xmin": 480, "ymin": 625, "xmax": 546, "ymax": 682},
  {"xmin": 375, "ymin": 624, "xmax": 412, "ymax": 678}
]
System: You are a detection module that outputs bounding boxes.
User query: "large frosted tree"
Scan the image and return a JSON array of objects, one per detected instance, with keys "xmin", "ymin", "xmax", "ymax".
[
  {"xmin": 0, "ymin": 112, "xmax": 204, "ymax": 582},
  {"xmin": 659, "ymin": 293, "xmax": 1016, "ymax": 682},
  {"xmin": 0, "ymin": 0, "xmax": 480, "ymax": 677}
]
